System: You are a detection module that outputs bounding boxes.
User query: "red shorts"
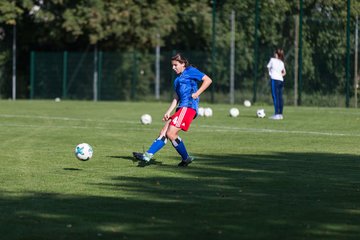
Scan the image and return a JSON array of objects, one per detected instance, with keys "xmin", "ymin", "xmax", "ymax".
[{"xmin": 169, "ymin": 107, "xmax": 196, "ymax": 131}]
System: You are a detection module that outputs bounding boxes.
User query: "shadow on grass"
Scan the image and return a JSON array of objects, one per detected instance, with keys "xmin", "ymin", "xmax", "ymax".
[
  {"xmin": 108, "ymin": 155, "xmax": 163, "ymax": 167},
  {"xmin": 63, "ymin": 168, "xmax": 82, "ymax": 171},
  {"xmin": 1, "ymin": 152, "xmax": 360, "ymax": 240}
]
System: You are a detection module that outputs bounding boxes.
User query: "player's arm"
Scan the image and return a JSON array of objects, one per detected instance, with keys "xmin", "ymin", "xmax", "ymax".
[
  {"xmin": 282, "ymin": 67, "xmax": 286, "ymax": 76},
  {"xmin": 163, "ymin": 96, "xmax": 179, "ymax": 121},
  {"xmin": 192, "ymin": 75, "xmax": 212, "ymax": 99}
]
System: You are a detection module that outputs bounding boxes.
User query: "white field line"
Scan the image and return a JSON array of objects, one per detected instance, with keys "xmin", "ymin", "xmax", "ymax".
[
  {"xmin": 0, "ymin": 114, "xmax": 134, "ymax": 124},
  {"xmin": 196, "ymin": 125, "xmax": 356, "ymax": 137},
  {"xmin": 0, "ymin": 114, "xmax": 359, "ymax": 137},
  {"xmin": 0, "ymin": 123, "xmax": 106, "ymax": 129}
]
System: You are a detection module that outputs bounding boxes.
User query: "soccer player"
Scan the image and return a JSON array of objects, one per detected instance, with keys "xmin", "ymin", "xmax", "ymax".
[
  {"xmin": 267, "ymin": 48, "xmax": 286, "ymax": 120},
  {"xmin": 133, "ymin": 53, "xmax": 212, "ymax": 166}
]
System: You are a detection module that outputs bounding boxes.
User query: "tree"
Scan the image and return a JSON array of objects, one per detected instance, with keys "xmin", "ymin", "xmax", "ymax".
[{"xmin": 0, "ymin": 0, "xmax": 359, "ymax": 101}]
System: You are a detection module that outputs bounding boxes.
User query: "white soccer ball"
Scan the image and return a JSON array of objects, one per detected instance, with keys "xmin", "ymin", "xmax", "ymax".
[
  {"xmin": 55, "ymin": 97, "xmax": 61, "ymax": 102},
  {"xmin": 229, "ymin": 107, "xmax": 239, "ymax": 117},
  {"xmin": 244, "ymin": 100, "xmax": 251, "ymax": 107},
  {"xmin": 140, "ymin": 114, "xmax": 152, "ymax": 125},
  {"xmin": 75, "ymin": 143, "xmax": 93, "ymax": 161},
  {"xmin": 204, "ymin": 107, "xmax": 213, "ymax": 117},
  {"xmin": 198, "ymin": 107, "xmax": 205, "ymax": 117},
  {"xmin": 256, "ymin": 109, "xmax": 266, "ymax": 118}
]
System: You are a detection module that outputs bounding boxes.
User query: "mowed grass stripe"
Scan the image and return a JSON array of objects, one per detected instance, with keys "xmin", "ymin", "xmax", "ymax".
[
  {"xmin": 0, "ymin": 100, "xmax": 359, "ymax": 239},
  {"xmin": 1, "ymin": 113, "xmax": 360, "ymax": 136}
]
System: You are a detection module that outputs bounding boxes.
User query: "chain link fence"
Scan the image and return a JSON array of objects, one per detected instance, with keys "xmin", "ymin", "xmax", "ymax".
[{"xmin": 1, "ymin": 11, "xmax": 359, "ymax": 107}]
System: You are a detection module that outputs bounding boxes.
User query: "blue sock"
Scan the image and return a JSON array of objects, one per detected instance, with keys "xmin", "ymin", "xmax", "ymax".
[
  {"xmin": 171, "ymin": 137, "xmax": 189, "ymax": 160},
  {"xmin": 147, "ymin": 136, "xmax": 167, "ymax": 155}
]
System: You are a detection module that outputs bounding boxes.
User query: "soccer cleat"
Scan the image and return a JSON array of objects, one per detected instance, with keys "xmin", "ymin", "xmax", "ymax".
[
  {"xmin": 269, "ymin": 114, "xmax": 283, "ymax": 120},
  {"xmin": 178, "ymin": 156, "xmax": 194, "ymax": 167},
  {"xmin": 132, "ymin": 152, "xmax": 153, "ymax": 162}
]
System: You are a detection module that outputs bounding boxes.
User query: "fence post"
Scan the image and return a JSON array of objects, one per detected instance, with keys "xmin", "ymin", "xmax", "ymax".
[
  {"xmin": 62, "ymin": 51, "xmax": 68, "ymax": 99},
  {"xmin": 170, "ymin": 50, "xmax": 176, "ymax": 101},
  {"xmin": 155, "ymin": 34, "xmax": 160, "ymax": 100},
  {"xmin": 252, "ymin": 0, "xmax": 259, "ymax": 104},
  {"xmin": 345, "ymin": 0, "xmax": 351, "ymax": 108},
  {"xmin": 294, "ymin": 13, "xmax": 299, "ymax": 106},
  {"xmin": 93, "ymin": 44, "xmax": 98, "ymax": 102},
  {"xmin": 230, "ymin": 10, "xmax": 235, "ymax": 105},
  {"xmin": 354, "ymin": 16, "xmax": 358, "ymax": 108},
  {"xmin": 211, "ymin": 0, "xmax": 216, "ymax": 103},
  {"xmin": 131, "ymin": 51, "xmax": 137, "ymax": 100},
  {"xmin": 298, "ymin": 0, "xmax": 303, "ymax": 106},
  {"xmin": 30, "ymin": 51, "xmax": 35, "ymax": 99},
  {"xmin": 98, "ymin": 51, "xmax": 103, "ymax": 101},
  {"xmin": 12, "ymin": 24, "xmax": 16, "ymax": 100}
]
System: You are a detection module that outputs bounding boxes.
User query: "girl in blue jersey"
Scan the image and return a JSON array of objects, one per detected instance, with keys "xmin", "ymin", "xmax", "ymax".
[{"xmin": 133, "ymin": 53, "xmax": 212, "ymax": 166}]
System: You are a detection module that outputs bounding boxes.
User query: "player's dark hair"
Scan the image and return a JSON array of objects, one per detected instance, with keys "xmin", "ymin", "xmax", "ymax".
[
  {"xmin": 171, "ymin": 53, "xmax": 190, "ymax": 67},
  {"xmin": 275, "ymin": 48, "xmax": 285, "ymax": 62}
]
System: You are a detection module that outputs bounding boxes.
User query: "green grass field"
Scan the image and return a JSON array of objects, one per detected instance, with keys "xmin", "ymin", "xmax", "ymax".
[{"xmin": 0, "ymin": 100, "xmax": 360, "ymax": 240}]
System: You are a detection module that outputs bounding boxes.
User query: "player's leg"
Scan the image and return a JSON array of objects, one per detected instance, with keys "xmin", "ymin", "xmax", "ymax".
[
  {"xmin": 166, "ymin": 125, "xmax": 190, "ymax": 161},
  {"xmin": 133, "ymin": 120, "xmax": 171, "ymax": 162},
  {"xmin": 270, "ymin": 80, "xmax": 283, "ymax": 120},
  {"xmin": 276, "ymin": 80, "xmax": 282, "ymax": 115},
  {"xmin": 167, "ymin": 107, "xmax": 196, "ymax": 166},
  {"xmin": 146, "ymin": 120, "xmax": 171, "ymax": 155},
  {"xmin": 278, "ymin": 81, "xmax": 284, "ymax": 117},
  {"xmin": 274, "ymin": 80, "xmax": 283, "ymax": 119},
  {"xmin": 270, "ymin": 79, "xmax": 277, "ymax": 116}
]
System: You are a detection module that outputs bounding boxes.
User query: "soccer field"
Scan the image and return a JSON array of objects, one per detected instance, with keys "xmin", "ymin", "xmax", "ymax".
[{"xmin": 0, "ymin": 100, "xmax": 359, "ymax": 240}]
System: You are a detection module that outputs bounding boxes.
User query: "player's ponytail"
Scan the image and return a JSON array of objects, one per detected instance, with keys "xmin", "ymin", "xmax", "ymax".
[{"xmin": 275, "ymin": 48, "xmax": 285, "ymax": 62}]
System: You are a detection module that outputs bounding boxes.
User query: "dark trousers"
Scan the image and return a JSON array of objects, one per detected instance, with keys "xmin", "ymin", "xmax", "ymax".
[{"xmin": 271, "ymin": 79, "xmax": 284, "ymax": 115}]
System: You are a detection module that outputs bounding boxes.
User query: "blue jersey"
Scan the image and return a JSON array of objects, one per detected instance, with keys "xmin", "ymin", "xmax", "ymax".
[{"xmin": 174, "ymin": 66, "xmax": 205, "ymax": 113}]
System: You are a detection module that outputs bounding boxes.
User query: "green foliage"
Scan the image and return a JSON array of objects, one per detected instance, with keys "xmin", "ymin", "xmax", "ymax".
[
  {"xmin": 0, "ymin": 1, "xmax": 22, "ymax": 25},
  {"xmin": 60, "ymin": 0, "xmax": 178, "ymax": 47},
  {"xmin": 0, "ymin": 0, "xmax": 359, "ymax": 100}
]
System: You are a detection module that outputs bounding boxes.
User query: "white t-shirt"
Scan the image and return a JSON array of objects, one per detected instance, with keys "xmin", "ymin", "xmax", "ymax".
[{"xmin": 267, "ymin": 58, "xmax": 285, "ymax": 81}]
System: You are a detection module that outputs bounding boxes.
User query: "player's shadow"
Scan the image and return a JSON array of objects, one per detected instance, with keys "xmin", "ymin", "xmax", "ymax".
[
  {"xmin": 63, "ymin": 168, "xmax": 82, "ymax": 171},
  {"xmin": 108, "ymin": 155, "xmax": 163, "ymax": 167}
]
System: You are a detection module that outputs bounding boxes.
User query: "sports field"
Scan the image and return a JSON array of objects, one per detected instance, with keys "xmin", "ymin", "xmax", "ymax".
[{"xmin": 0, "ymin": 100, "xmax": 359, "ymax": 240}]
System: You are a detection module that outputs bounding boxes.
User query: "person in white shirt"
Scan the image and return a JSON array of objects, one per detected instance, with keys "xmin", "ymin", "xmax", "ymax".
[{"xmin": 267, "ymin": 48, "xmax": 286, "ymax": 120}]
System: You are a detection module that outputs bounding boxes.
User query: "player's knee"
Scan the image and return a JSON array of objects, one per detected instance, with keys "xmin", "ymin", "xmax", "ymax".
[
  {"xmin": 158, "ymin": 131, "xmax": 166, "ymax": 139},
  {"xmin": 166, "ymin": 131, "xmax": 177, "ymax": 141},
  {"xmin": 157, "ymin": 135, "xmax": 167, "ymax": 144}
]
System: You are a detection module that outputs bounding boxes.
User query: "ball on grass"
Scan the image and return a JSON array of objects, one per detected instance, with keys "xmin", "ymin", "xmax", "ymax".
[
  {"xmin": 198, "ymin": 107, "xmax": 205, "ymax": 117},
  {"xmin": 229, "ymin": 107, "xmax": 239, "ymax": 117},
  {"xmin": 256, "ymin": 109, "xmax": 266, "ymax": 118},
  {"xmin": 140, "ymin": 114, "xmax": 152, "ymax": 125},
  {"xmin": 204, "ymin": 108, "xmax": 213, "ymax": 117},
  {"xmin": 244, "ymin": 100, "xmax": 251, "ymax": 107}
]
